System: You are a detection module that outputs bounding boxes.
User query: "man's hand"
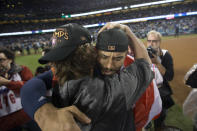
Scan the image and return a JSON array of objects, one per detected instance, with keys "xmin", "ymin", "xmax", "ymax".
[
  {"xmin": 150, "ymin": 54, "xmax": 161, "ymax": 64},
  {"xmin": 0, "ymin": 76, "xmax": 10, "ymax": 86},
  {"xmin": 35, "ymin": 103, "xmax": 91, "ymax": 131},
  {"xmin": 150, "ymin": 54, "xmax": 166, "ymax": 76},
  {"xmin": 98, "ymin": 22, "xmax": 127, "ymax": 34}
]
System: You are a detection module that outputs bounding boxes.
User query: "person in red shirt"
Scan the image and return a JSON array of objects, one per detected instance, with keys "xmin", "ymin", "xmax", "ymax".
[{"xmin": 0, "ymin": 47, "xmax": 39, "ymax": 131}]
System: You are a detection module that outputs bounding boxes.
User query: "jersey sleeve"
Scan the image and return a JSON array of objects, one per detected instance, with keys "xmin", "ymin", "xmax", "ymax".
[
  {"xmin": 20, "ymin": 78, "xmax": 49, "ymax": 119},
  {"xmin": 36, "ymin": 70, "xmax": 53, "ymax": 90},
  {"xmin": 6, "ymin": 65, "xmax": 33, "ymax": 93},
  {"xmin": 20, "ymin": 70, "xmax": 53, "ymax": 119}
]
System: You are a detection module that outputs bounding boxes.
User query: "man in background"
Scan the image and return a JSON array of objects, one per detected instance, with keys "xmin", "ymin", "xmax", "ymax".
[{"xmin": 146, "ymin": 30, "xmax": 174, "ymax": 130}]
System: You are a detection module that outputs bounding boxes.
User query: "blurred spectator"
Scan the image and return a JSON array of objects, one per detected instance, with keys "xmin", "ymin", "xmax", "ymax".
[
  {"xmin": 183, "ymin": 64, "xmax": 197, "ymax": 131},
  {"xmin": 174, "ymin": 25, "xmax": 180, "ymax": 37},
  {"xmin": 183, "ymin": 89, "xmax": 197, "ymax": 131},
  {"xmin": 42, "ymin": 47, "xmax": 51, "ymax": 56},
  {"xmin": 0, "ymin": 47, "xmax": 40, "ymax": 131},
  {"xmin": 35, "ymin": 66, "xmax": 45, "ymax": 76},
  {"xmin": 184, "ymin": 64, "xmax": 197, "ymax": 88},
  {"xmin": 32, "ymin": 42, "xmax": 39, "ymax": 54},
  {"xmin": 25, "ymin": 43, "xmax": 31, "ymax": 55}
]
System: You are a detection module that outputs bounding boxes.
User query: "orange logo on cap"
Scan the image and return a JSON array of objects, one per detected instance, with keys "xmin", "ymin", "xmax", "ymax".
[
  {"xmin": 53, "ymin": 30, "xmax": 69, "ymax": 40},
  {"xmin": 108, "ymin": 46, "xmax": 116, "ymax": 51}
]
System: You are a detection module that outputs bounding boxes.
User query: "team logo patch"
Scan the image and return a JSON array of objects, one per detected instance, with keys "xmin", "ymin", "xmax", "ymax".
[
  {"xmin": 108, "ymin": 45, "xmax": 116, "ymax": 51},
  {"xmin": 52, "ymin": 28, "xmax": 69, "ymax": 47},
  {"xmin": 80, "ymin": 36, "xmax": 86, "ymax": 41},
  {"xmin": 53, "ymin": 30, "xmax": 69, "ymax": 40}
]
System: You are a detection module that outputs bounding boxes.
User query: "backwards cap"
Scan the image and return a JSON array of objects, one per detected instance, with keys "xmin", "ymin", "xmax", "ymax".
[
  {"xmin": 96, "ymin": 28, "xmax": 129, "ymax": 52},
  {"xmin": 39, "ymin": 23, "xmax": 92, "ymax": 64}
]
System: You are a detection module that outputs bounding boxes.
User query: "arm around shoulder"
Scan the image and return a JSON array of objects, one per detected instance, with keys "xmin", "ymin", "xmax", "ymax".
[{"xmin": 20, "ymin": 78, "xmax": 49, "ymax": 119}]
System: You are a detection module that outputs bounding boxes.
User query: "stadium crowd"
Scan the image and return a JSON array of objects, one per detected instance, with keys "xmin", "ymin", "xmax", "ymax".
[
  {"xmin": 1, "ymin": 1, "xmax": 197, "ymax": 33},
  {"xmin": 0, "ymin": 15, "xmax": 196, "ymax": 49},
  {"xmin": 1, "ymin": 0, "xmax": 157, "ymax": 15},
  {"xmin": 129, "ymin": 16, "xmax": 197, "ymax": 38}
]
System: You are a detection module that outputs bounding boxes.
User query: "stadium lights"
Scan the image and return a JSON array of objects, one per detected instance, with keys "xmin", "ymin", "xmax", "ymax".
[
  {"xmin": 187, "ymin": 11, "xmax": 197, "ymax": 16},
  {"xmin": 124, "ymin": 6, "xmax": 129, "ymax": 9},
  {"xmin": 0, "ymin": 11, "xmax": 197, "ymax": 37},
  {"xmin": 62, "ymin": 0, "xmax": 183, "ymax": 18},
  {"xmin": 129, "ymin": 0, "xmax": 183, "ymax": 8},
  {"xmin": 83, "ymin": 23, "xmax": 106, "ymax": 28},
  {"xmin": 70, "ymin": 7, "xmax": 122, "ymax": 17},
  {"xmin": 0, "ymin": 31, "xmax": 32, "ymax": 36},
  {"xmin": 108, "ymin": 14, "xmax": 175, "ymax": 24},
  {"xmin": 42, "ymin": 29, "xmax": 56, "ymax": 33}
]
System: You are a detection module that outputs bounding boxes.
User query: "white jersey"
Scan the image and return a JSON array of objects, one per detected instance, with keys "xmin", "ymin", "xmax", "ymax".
[
  {"xmin": 152, "ymin": 64, "xmax": 163, "ymax": 86},
  {"xmin": 0, "ymin": 73, "xmax": 23, "ymax": 117}
]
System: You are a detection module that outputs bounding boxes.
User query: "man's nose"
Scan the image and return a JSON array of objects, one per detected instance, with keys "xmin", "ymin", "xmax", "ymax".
[
  {"xmin": 150, "ymin": 41, "xmax": 154, "ymax": 45},
  {"xmin": 106, "ymin": 59, "xmax": 113, "ymax": 69}
]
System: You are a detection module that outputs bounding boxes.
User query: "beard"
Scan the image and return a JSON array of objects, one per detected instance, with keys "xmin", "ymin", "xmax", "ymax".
[{"xmin": 97, "ymin": 62, "xmax": 119, "ymax": 76}]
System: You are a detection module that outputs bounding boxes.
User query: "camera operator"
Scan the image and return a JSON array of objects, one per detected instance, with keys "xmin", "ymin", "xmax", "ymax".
[{"xmin": 146, "ymin": 30, "xmax": 174, "ymax": 130}]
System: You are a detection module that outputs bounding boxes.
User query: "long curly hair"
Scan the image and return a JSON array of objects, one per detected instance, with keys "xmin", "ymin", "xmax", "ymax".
[{"xmin": 53, "ymin": 43, "xmax": 97, "ymax": 86}]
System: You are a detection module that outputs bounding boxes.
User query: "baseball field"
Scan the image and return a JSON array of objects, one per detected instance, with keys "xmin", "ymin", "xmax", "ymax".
[
  {"xmin": 158, "ymin": 34, "xmax": 197, "ymax": 130},
  {"xmin": 15, "ymin": 34, "xmax": 197, "ymax": 130},
  {"xmin": 161, "ymin": 35, "xmax": 197, "ymax": 105}
]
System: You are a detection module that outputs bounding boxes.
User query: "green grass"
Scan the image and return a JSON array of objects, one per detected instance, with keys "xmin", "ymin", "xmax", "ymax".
[
  {"xmin": 166, "ymin": 104, "xmax": 193, "ymax": 130},
  {"xmin": 15, "ymin": 54, "xmax": 42, "ymax": 74}
]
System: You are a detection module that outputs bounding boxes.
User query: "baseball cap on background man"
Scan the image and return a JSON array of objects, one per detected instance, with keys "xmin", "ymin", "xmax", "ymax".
[
  {"xmin": 39, "ymin": 23, "xmax": 92, "ymax": 64},
  {"xmin": 96, "ymin": 28, "xmax": 129, "ymax": 52}
]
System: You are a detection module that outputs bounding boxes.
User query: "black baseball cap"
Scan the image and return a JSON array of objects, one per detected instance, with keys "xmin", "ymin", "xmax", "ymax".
[
  {"xmin": 39, "ymin": 23, "xmax": 92, "ymax": 64},
  {"xmin": 96, "ymin": 28, "xmax": 129, "ymax": 52}
]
